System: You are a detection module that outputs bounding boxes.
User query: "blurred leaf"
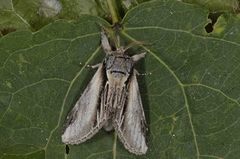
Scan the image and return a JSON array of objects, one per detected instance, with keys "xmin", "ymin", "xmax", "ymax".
[
  {"xmin": 0, "ymin": 0, "xmax": 154, "ymax": 35},
  {"xmin": 0, "ymin": 0, "xmax": 111, "ymax": 34},
  {"xmin": 0, "ymin": 0, "xmax": 12, "ymax": 9},
  {"xmin": 60, "ymin": 0, "xmax": 107, "ymax": 20},
  {"xmin": 1, "ymin": 1, "xmax": 240, "ymax": 159}
]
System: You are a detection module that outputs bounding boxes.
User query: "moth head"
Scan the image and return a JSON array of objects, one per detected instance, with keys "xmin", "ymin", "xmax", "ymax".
[{"xmin": 116, "ymin": 46, "xmax": 125, "ymax": 55}]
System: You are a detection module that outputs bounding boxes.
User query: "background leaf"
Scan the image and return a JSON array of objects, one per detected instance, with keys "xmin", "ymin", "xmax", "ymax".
[
  {"xmin": 1, "ymin": 0, "xmax": 240, "ymax": 159},
  {"xmin": 182, "ymin": 0, "xmax": 240, "ymax": 12},
  {"xmin": 0, "ymin": 0, "xmax": 110, "ymax": 35},
  {"xmin": 122, "ymin": 1, "xmax": 240, "ymax": 158}
]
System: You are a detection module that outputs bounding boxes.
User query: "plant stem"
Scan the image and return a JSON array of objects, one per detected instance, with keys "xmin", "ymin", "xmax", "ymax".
[
  {"xmin": 112, "ymin": 131, "xmax": 117, "ymax": 159},
  {"xmin": 107, "ymin": 0, "xmax": 119, "ymax": 24}
]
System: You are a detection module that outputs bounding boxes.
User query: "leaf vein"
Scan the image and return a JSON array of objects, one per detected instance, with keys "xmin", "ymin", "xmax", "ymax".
[
  {"xmin": 184, "ymin": 83, "xmax": 240, "ymax": 107},
  {"xmin": 200, "ymin": 117, "xmax": 240, "ymax": 137},
  {"xmin": 126, "ymin": 26, "xmax": 240, "ymax": 47},
  {"xmin": 0, "ymin": 78, "xmax": 69, "ymax": 124},
  {"xmin": 0, "ymin": 32, "xmax": 99, "ymax": 69}
]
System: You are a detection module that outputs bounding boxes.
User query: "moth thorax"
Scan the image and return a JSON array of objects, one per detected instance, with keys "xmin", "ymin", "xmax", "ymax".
[{"xmin": 106, "ymin": 70, "xmax": 128, "ymax": 87}]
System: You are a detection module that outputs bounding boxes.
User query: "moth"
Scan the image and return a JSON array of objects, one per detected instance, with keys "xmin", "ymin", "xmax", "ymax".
[{"xmin": 62, "ymin": 27, "xmax": 148, "ymax": 155}]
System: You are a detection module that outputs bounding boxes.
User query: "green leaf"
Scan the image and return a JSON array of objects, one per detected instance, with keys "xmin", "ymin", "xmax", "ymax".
[
  {"xmin": 1, "ymin": 1, "xmax": 240, "ymax": 159},
  {"xmin": 182, "ymin": 0, "xmax": 240, "ymax": 12}
]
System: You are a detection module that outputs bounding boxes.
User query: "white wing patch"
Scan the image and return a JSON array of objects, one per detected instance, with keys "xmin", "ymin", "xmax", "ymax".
[{"xmin": 62, "ymin": 64, "xmax": 106, "ymax": 144}]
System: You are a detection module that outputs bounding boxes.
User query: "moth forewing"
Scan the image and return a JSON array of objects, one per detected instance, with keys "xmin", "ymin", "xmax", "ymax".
[
  {"xmin": 62, "ymin": 64, "xmax": 107, "ymax": 144},
  {"xmin": 114, "ymin": 69, "xmax": 148, "ymax": 155}
]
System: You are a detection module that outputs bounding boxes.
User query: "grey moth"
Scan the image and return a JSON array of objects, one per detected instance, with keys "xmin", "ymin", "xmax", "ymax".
[{"xmin": 62, "ymin": 27, "xmax": 148, "ymax": 155}]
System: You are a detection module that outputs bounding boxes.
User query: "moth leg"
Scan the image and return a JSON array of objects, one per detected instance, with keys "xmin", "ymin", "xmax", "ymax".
[
  {"xmin": 132, "ymin": 52, "xmax": 146, "ymax": 62},
  {"xmin": 86, "ymin": 63, "xmax": 101, "ymax": 69},
  {"xmin": 96, "ymin": 111, "xmax": 100, "ymax": 126},
  {"xmin": 101, "ymin": 28, "xmax": 113, "ymax": 55},
  {"xmin": 135, "ymin": 69, "xmax": 152, "ymax": 76}
]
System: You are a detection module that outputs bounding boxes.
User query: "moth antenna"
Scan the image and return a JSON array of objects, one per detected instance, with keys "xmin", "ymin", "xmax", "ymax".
[
  {"xmin": 123, "ymin": 41, "xmax": 143, "ymax": 52},
  {"xmin": 100, "ymin": 26, "xmax": 113, "ymax": 55}
]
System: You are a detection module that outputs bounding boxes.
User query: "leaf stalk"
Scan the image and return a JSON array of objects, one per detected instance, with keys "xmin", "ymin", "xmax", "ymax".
[{"xmin": 107, "ymin": 0, "xmax": 119, "ymax": 24}]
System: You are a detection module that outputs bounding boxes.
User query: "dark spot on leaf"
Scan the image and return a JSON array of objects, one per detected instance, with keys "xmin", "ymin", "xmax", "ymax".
[
  {"xmin": 0, "ymin": 28, "xmax": 17, "ymax": 36},
  {"xmin": 192, "ymin": 75, "xmax": 199, "ymax": 83},
  {"xmin": 205, "ymin": 12, "xmax": 222, "ymax": 33},
  {"xmin": 65, "ymin": 145, "xmax": 70, "ymax": 154}
]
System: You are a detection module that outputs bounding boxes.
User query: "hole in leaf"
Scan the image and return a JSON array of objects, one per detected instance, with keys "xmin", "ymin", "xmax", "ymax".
[
  {"xmin": 65, "ymin": 145, "xmax": 70, "ymax": 154},
  {"xmin": 205, "ymin": 12, "xmax": 222, "ymax": 33}
]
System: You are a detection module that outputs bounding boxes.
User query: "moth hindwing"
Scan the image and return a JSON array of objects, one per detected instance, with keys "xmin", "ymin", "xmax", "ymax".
[{"xmin": 62, "ymin": 27, "xmax": 148, "ymax": 155}]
